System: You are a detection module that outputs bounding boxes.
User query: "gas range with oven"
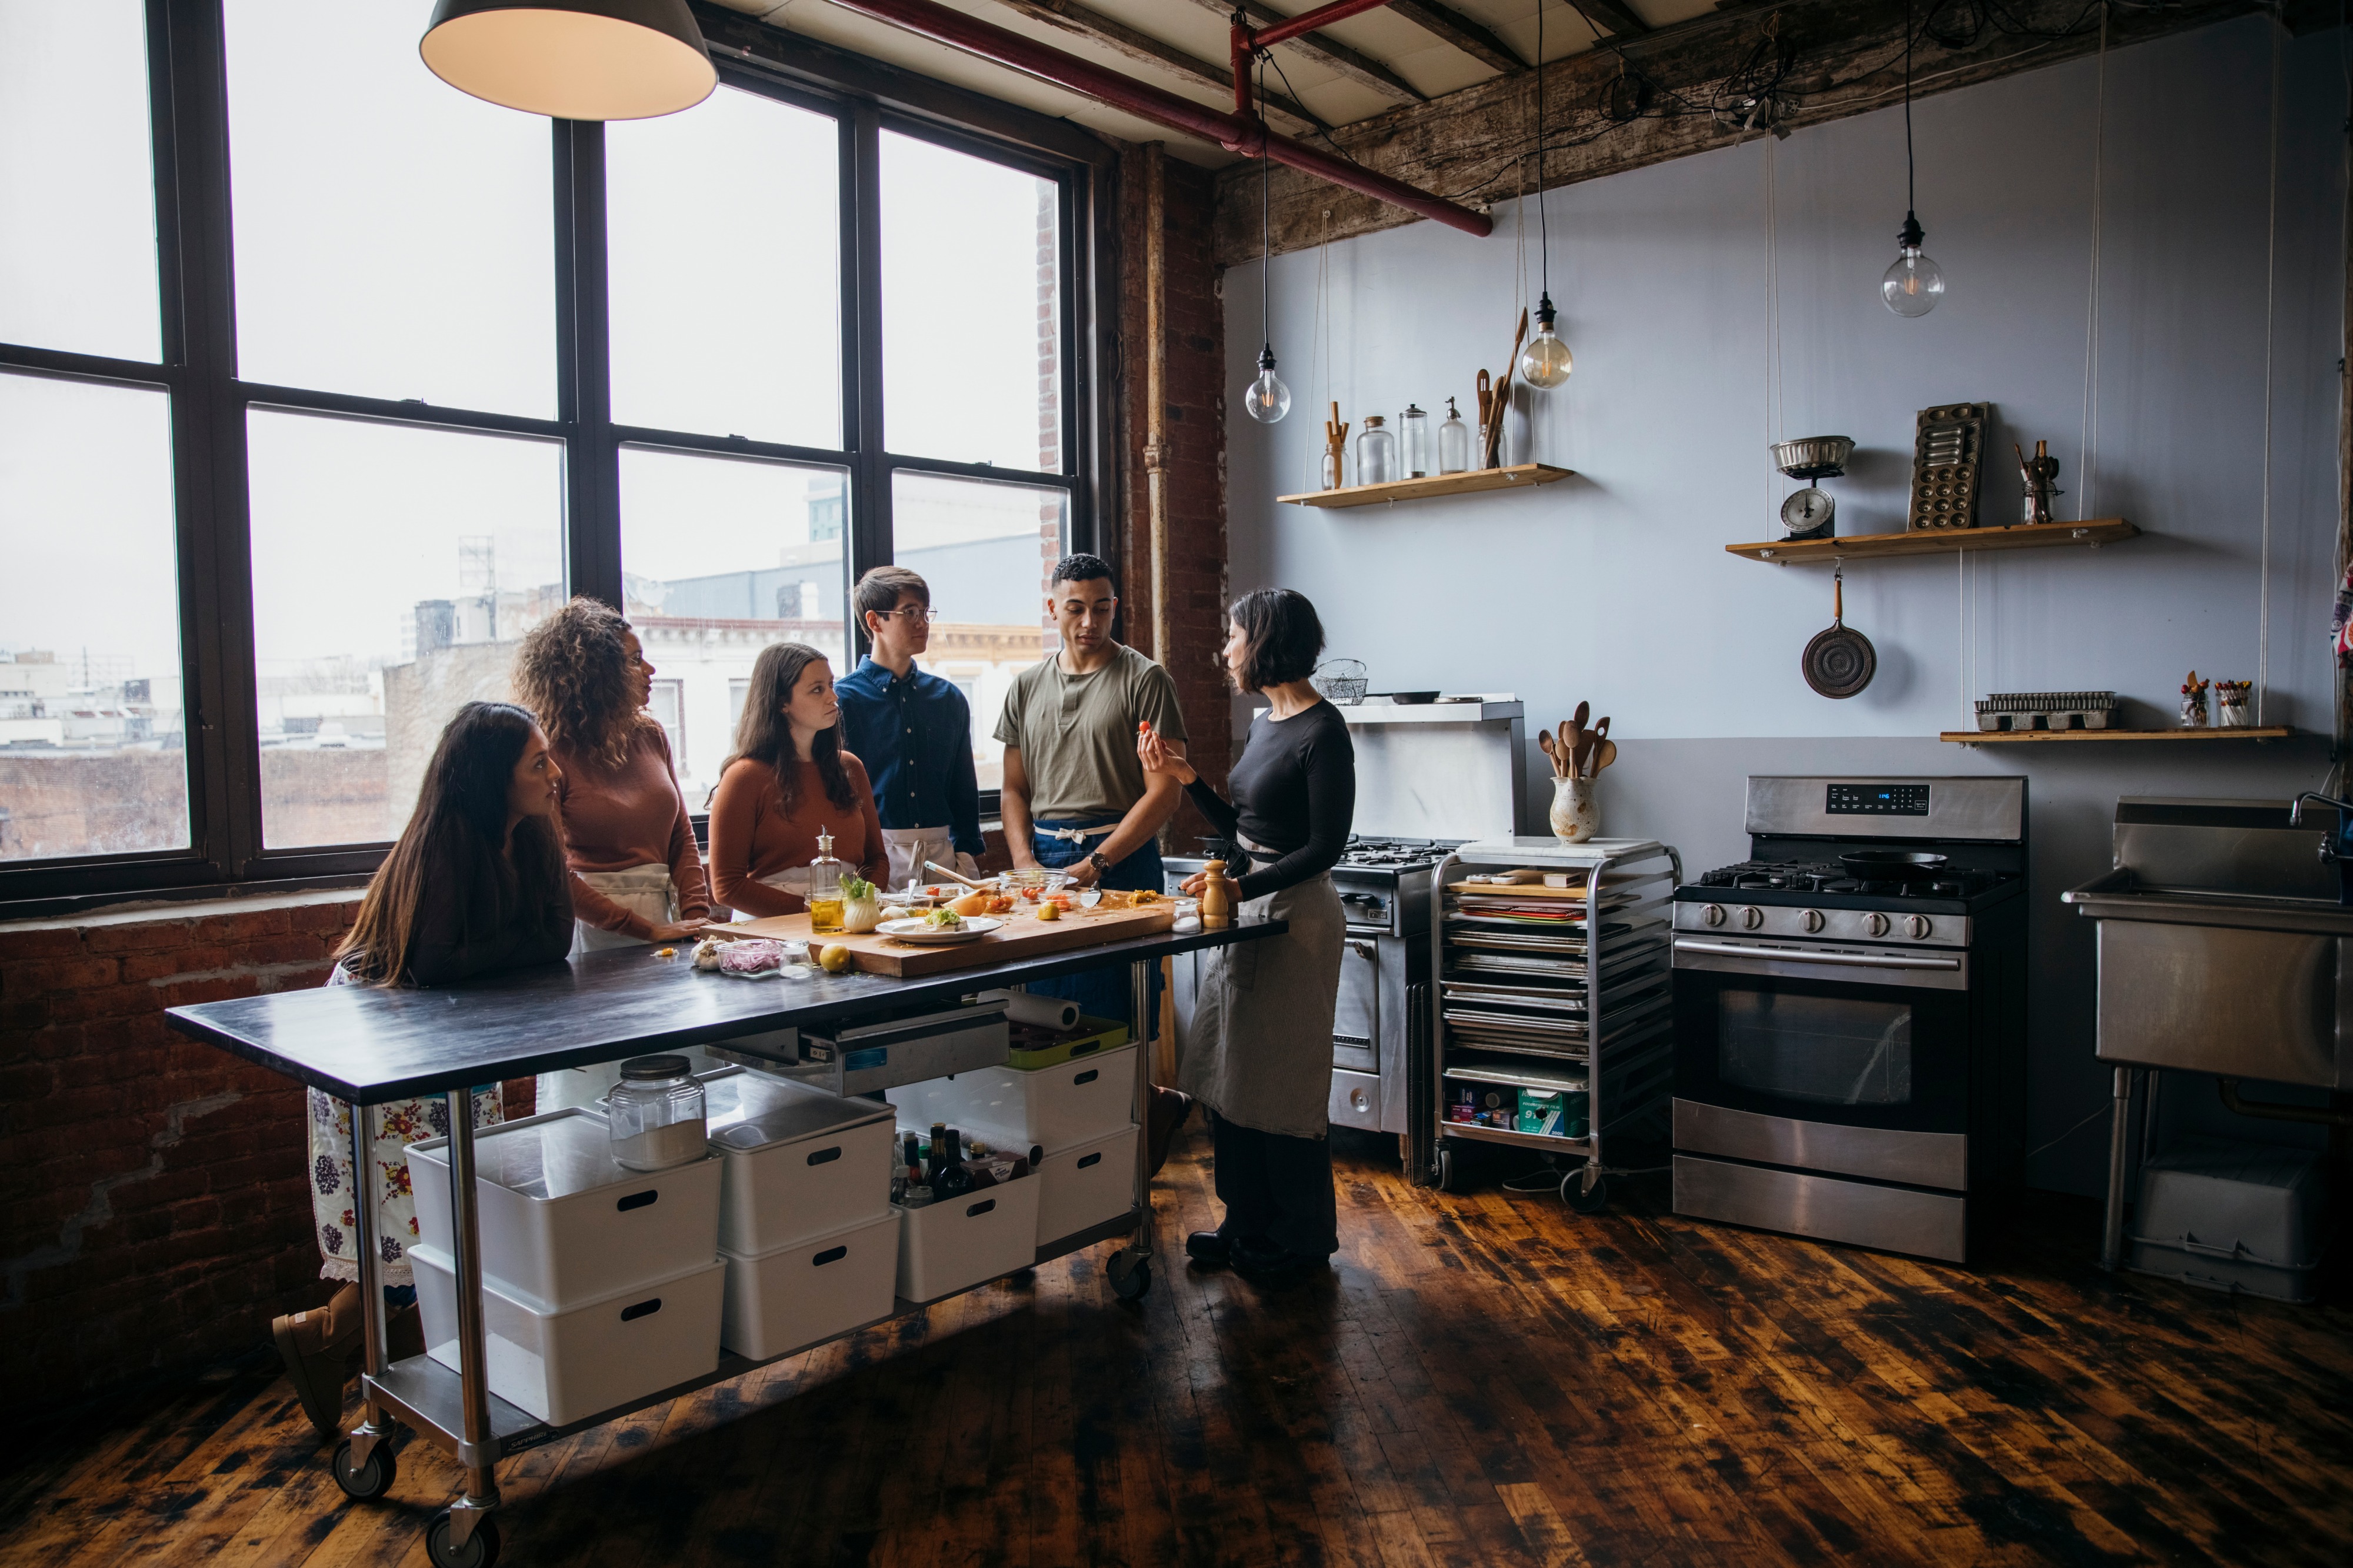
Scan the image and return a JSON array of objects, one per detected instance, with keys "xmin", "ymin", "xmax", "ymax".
[{"xmin": 1669, "ymin": 776, "xmax": 2029, "ymax": 1262}]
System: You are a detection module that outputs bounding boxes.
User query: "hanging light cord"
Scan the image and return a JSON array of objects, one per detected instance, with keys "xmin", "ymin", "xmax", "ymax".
[
  {"xmin": 1259, "ymin": 53, "xmax": 1271, "ymax": 353},
  {"xmin": 1902, "ymin": 0, "xmax": 1917, "ymax": 221},
  {"xmin": 2258, "ymin": 16, "xmax": 2280, "ymax": 724},
  {"xmin": 2078, "ymin": 2, "xmax": 2107, "ymax": 519},
  {"xmin": 1535, "ymin": 0, "xmax": 1549, "ymax": 291}
]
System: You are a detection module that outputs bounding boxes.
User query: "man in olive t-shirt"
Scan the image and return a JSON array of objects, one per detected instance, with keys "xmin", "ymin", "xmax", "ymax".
[{"xmin": 995, "ymin": 553, "xmax": 1189, "ymax": 1055}]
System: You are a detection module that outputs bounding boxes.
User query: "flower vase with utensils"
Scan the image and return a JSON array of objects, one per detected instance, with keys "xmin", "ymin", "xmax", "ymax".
[{"xmin": 1539, "ymin": 701, "xmax": 1617, "ymax": 843}]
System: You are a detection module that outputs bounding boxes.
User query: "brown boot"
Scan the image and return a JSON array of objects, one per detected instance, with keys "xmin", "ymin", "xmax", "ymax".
[
  {"xmin": 1146, "ymin": 1087, "xmax": 1195, "ymax": 1178},
  {"xmin": 388, "ymin": 1299, "xmax": 425, "ymax": 1362},
  {"xmin": 272, "ymin": 1284, "xmax": 362, "ymax": 1442}
]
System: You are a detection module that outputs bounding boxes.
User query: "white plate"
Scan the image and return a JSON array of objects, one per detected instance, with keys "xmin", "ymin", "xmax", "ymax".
[{"xmin": 875, "ymin": 916, "xmax": 1002, "ymax": 945}]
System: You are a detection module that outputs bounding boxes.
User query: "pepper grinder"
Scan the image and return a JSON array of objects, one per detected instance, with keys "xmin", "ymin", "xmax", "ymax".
[{"xmin": 1199, "ymin": 862, "xmax": 1234, "ymax": 930}]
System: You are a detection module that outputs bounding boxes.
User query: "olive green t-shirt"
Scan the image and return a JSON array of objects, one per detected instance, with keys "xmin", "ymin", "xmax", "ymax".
[{"xmin": 993, "ymin": 643, "xmax": 1190, "ymax": 821}]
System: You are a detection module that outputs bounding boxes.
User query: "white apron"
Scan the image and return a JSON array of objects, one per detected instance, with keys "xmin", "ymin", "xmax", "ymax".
[
  {"xmin": 542, "ymin": 864, "xmax": 703, "ymax": 1112},
  {"xmin": 1175, "ymin": 851, "xmax": 1345, "ymax": 1140},
  {"xmin": 881, "ymin": 825, "xmax": 976, "ymax": 890}
]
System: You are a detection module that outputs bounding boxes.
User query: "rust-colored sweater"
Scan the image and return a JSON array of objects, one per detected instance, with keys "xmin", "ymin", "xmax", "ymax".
[
  {"xmin": 707, "ymin": 753, "xmax": 888, "ymax": 918},
  {"xmin": 550, "ymin": 722, "xmax": 711, "ymax": 940}
]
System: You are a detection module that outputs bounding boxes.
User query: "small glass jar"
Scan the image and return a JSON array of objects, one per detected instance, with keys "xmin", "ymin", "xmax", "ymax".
[
  {"xmin": 805, "ymin": 826, "xmax": 846, "ymax": 933},
  {"xmin": 1399, "ymin": 404, "xmax": 1429, "ymax": 478},
  {"xmin": 1438, "ymin": 398, "xmax": 1469, "ymax": 475},
  {"xmin": 608, "ymin": 1055, "xmax": 707, "ymax": 1172},
  {"xmin": 1354, "ymin": 415, "xmax": 1397, "ymax": 486}
]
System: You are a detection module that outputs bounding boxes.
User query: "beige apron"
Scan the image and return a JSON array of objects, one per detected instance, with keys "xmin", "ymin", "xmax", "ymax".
[
  {"xmin": 881, "ymin": 825, "xmax": 975, "ymax": 890},
  {"xmin": 542, "ymin": 865, "xmax": 704, "ymax": 1112},
  {"xmin": 1176, "ymin": 851, "xmax": 1345, "ymax": 1140}
]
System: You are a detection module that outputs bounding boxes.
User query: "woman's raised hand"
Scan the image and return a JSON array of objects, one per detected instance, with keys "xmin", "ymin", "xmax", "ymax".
[{"xmin": 1136, "ymin": 724, "xmax": 1196, "ymax": 785}]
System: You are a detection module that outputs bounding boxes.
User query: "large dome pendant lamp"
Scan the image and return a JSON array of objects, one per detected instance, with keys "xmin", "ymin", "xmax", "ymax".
[{"xmin": 421, "ymin": 0, "xmax": 718, "ymax": 121}]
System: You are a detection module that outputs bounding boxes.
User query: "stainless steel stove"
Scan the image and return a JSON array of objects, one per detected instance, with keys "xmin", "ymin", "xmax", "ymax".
[{"xmin": 1669, "ymin": 776, "xmax": 2029, "ymax": 1262}]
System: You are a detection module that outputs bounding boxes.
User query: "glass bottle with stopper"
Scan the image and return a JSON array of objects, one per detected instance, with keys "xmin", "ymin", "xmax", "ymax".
[
  {"xmin": 805, "ymin": 826, "xmax": 846, "ymax": 933},
  {"xmin": 1354, "ymin": 415, "xmax": 1397, "ymax": 486},
  {"xmin": 1438, "ymin": 398, "xmax": 1469, "ymax": 475}
]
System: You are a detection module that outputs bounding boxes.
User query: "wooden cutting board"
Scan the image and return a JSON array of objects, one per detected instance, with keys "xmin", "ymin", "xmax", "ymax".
[{"xmin": 729, "ymin": 903, "xmax": 1178, "ymax": 977}]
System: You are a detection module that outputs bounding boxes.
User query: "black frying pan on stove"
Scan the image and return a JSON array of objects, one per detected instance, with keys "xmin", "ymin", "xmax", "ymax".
[{"xmin": 1839, "ymin": 850, "xmax": 1949, "ymax": 882}]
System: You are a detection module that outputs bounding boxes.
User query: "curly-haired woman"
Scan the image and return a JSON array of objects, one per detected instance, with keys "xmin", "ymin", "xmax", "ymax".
[{"xmin": 707, "ymin": 642, "xmax": 888, "ymax": 917}]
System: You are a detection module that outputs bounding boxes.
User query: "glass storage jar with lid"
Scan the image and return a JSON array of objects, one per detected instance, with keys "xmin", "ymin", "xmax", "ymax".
[
  {"xmin": 607, "ymin": 1054, "xmax": 708, "ymax": 1172},
  {"xmin": 1354, "ymin": 415, "xmax": 1397, "ymax": 486}
]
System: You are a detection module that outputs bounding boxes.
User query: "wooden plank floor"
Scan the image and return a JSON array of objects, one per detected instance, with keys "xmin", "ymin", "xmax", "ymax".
[{"xmin": 6, "ymin": 1123, "xmax": 2351, "ymax": 1567}]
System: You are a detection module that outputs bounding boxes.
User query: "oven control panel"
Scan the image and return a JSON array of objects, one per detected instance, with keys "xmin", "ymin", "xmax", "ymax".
[
  {"xmin": 1672, "ymin": 900, "xmax": 1967, "ymax": 948},
  {"xmin": 1827, "ymin": 783, "xmax": 1931, "ymax": 816}
]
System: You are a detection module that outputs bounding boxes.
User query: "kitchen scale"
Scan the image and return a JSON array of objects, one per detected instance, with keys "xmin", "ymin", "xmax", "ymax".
[{"xmin": 1770, "ymin": 435, "xmax": 1854, "ymax": 541}]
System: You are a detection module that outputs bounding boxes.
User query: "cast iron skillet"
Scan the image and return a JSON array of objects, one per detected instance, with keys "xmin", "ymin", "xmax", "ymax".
[
  {"xmin": 1802, "ymin": 570, "xmax": 1875, "ymax": 699},
  {"xmin": 1839, "ymin": 849, "xmax": 1949, "ymax": 882}
]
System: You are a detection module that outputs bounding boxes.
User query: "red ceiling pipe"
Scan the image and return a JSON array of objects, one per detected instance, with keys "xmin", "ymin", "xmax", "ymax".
[
  {"xmin": 827, "ymin": 0, "xmax": 1491, "ymax": 238},
  {"xmin": 1248, "ymin": 0, "xmax": 1398, "ymax": 52}
]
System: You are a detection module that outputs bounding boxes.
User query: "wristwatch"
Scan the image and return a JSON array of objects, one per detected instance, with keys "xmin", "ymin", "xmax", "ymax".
[{"xmin": 1087, "ymin": 850, "xmax": 1113, "ymax": 876}]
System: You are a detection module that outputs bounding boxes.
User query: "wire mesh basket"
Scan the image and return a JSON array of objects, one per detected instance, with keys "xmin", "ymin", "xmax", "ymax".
[{"xmin": 1312, "ymin": 659, "xmax": 1368, "ymax": 706}]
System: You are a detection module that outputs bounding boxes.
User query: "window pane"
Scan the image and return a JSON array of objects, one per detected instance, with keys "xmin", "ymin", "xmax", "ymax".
[
  {"xmin": 888, "ymin": 471, "xmax": 1062, "ymax": 790},
  {"xmin": 619, "ymin": 448, "xmax": 848, "ymax": 806},
  {"xmin": 0, "ymin": 372, "xmax": 186, "ymax": 859},
  {"xmin": 0, "ymin": 0, "xmax": 160, "ymax": 361},
  {"xmin": 246, "ymin": 411, "xmax": 565, "ymax": 848},
  {"xmin": 608, "ymin": 87, "xmax": 841, "ymax": 447},
  {"xmin": 223, "ymin": 0, "xmax": 555, "ymax": 415},
  {"xmin": 881, "ymin": 133, "xmax": 1060, "ymax": 471}
]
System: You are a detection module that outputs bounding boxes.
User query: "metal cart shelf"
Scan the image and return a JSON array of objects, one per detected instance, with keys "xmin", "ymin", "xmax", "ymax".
[
  {"xmin": 1427, "ymin": 838, "xmax": 1682, "ymax": 1211},
  {"xmin": 168, "ymin": 920, "xmax": 1284, "ymax": 1568}
]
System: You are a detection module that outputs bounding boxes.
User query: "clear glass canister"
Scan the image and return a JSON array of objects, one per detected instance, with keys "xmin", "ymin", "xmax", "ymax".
[
  {"xmin": 1354, "ymin": 415, "xmax": 1397, "ymax": 486},
  {"xmin": 607, "ymin": 1054, "xmax": 708, "ymax": 1172},
  {"xmin": 1399, "ymin": 404, "xmax": 1428, "ymax": 478},
  {"xmin": 1438, "ymin": 398, "xmax": 1470, "ymax": 474}
]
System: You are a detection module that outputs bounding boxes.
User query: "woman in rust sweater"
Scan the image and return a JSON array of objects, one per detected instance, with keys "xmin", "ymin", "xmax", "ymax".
[{"xmin": 708, "ymin": 642, "xmax": 887, "ymax": 917}]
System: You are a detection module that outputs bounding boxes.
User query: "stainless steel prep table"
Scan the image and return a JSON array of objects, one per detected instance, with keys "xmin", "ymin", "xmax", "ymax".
[{"xmin": 166, "ymin": 916, "xmax": 1285, "ymax": 1568}]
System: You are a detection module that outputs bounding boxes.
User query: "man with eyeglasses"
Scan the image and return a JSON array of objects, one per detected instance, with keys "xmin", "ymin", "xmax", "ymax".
[{"xmin": 834, "ymin": 565, "xmax": 984, "ymax": 889}]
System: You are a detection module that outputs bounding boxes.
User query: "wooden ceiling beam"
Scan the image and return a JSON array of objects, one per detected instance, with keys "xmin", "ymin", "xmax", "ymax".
[
  {"xmin": 1387, "ymin": 0, "xmax": 1525, "ymax": 74},
  {"xmin": 979, "ymin": 0, "xmax": 1326, "ymax": 129},
  {"xmin": 1564, "ymin": 0, "xmax": 1651, "ymax": 39},
  {"xmin": 1181, "ymin": 0, "xmax": 1428, "ymax": 104},
  {"xmin": 1211, "ymin": 0, "xmax": 2264, "ymax": 265}
]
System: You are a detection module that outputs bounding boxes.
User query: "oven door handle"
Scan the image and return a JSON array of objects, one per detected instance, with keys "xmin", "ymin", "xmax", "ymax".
[
  {"xmin": 1672, "ymin": 938, "xmax": 1962, "ymax": 972},
  {"xmin": 1345, "ymin": 938, "xmax": 1379, "ymax": 962}
]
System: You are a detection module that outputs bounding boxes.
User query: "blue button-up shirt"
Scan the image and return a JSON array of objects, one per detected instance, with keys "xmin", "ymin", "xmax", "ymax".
[{"xmin": 834, "ymin": 658, "xmax": 984, "ymax": 856}]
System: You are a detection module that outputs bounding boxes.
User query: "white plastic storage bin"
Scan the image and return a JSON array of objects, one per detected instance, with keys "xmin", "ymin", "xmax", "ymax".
[
  {"xmin": 1035, "ymin": 1125, "xmax": 1138, "ymax": 1247},
  {"xmin": 894, "ymin": 1174, "xmax": 1043, "ymax": 1304},
  {"xmin": 2129, "ymin": 1135, "xmax": 2328, "ymax": 1303},
  {"xmin": 885, "ymin": 1043, "xmax": 1136, "ymax": 1159},
  {"xmin": 408, "ymin": 1108, "xmax": 721, "ymax": 1312},
  {"xmin": 411, "ymin": 1243, "xmax": 724, "ymax": 1426},
  {"xmin": 699, "ymin": 1069, "xmax": 896, "ymax": 1255},
  {"xmin": 718, "ymin": 1210, "xmax": 899, "ymax": 1360}
]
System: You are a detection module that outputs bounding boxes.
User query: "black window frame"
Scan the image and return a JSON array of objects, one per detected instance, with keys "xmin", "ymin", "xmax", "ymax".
[{"xmin": 0, "ymin": 0, "xmax": 1120, "ymax": 916}]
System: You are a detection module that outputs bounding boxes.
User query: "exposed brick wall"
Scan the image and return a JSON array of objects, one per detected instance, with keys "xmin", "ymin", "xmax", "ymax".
[
  {"xmin": 1116, "ymin": 146, "xmax": 1231, "ymax": 847},
  {"xmin": 0, "ymin": 892, "xmax": 364, "ymax": 1417}
]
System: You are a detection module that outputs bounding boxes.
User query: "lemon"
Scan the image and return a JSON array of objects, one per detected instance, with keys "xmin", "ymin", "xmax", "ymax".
[
  {"xmin": 818, "ymin": 944, "xmax": 854, "ymax": 974},
  {"xmin": 1036, "ymin": 902, "xmax": 1062, "ymax": 922}
]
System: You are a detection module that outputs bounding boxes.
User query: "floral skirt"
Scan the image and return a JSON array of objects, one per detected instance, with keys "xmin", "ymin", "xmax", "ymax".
[{"xmin": 307, "ymin": 1087, "xmax": 504, "ymax": 1286}]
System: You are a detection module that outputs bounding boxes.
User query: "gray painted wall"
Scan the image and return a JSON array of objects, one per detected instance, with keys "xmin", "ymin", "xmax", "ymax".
[{"xmin": 1222, "ymin": 18, "xmax": 2348, "ymax": 1195}]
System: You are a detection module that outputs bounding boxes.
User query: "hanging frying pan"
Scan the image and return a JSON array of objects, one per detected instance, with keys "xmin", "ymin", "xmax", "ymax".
[{"xmin": 1802, "ymin": 565, "xmax": 1876, "ymax": 699}]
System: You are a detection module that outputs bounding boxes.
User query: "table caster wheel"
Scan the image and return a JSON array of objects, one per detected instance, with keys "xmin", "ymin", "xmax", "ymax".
[
  {"xmin": 330, "ymin": 1437, "xmax": 396, "ymax": 1501},
  {"xmin": 1435, "ymin": 1148, "xmax": 1457, "ymax": 1192},
  {"xmin": 1564, "ymin": 1173, "xmax": 1611, "ymax": 1215},
  {"xmin": 1109, "ymin": 1252, "xmax": 1152, "ymax": 1302},
  {"xmin": 425, "ymin": 1509, "xmax": 500, "ymax": 1568}
]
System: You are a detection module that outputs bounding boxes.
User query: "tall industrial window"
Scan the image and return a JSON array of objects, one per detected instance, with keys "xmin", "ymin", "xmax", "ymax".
[{"xmin": 0, "ymin": 0, "xmax": 1102, "ymax": 905}]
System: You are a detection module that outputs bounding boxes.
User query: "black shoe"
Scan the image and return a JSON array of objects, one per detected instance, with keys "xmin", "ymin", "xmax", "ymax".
[
  {"xmin": 1232, "ymin": 1240, "xmax": 1330, "ymax": 1289},
  {"xmin": 1184, "ymin": 1230, "xmax": 1232, "ymax": 1267}
]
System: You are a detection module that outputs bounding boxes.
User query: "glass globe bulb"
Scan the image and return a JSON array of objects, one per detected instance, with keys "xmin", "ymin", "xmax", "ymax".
[
  {"xmin": 1881, "ymin": 215, "xmax": 1943, "ymax": 318},
  {"xmin": 1244, "ymin": 343, "xmax": 1290, "ymax": 423},
  {"xmin": 1519, "ymin": 293, "xmax": 1572, "ymax": 390}
]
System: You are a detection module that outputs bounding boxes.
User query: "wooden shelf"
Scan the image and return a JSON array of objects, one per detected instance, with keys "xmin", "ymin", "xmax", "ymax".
[
  {"xmin": 1728, "ymin": 517, "xmax": 2139, "ymax": 563},
  {"xmin": 1279, "ymin": 463, "xmax": 1573, "ymax": 509},
  {"xmin": 1941, "ymin": 726, "xmax": 2295, "ymax": 744}
]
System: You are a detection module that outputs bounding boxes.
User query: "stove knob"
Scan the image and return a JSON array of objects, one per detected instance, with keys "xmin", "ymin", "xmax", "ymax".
[
  {"xmin": 1906, "ymin": 915, "xmax": 1933, "ymax": 940},
  {"xmin": 1702, "ymin": 903, "xmax": 1726, "ymax": 928},
  {"xmin": 1864, "ymin": 912, "xmax": 1890, "ymax": 938},
  {"xmin": 1802, "ymin": 909, "xmax": 1825, "ymax": 933},
  {"xmin": 1740, "ymin": 906, "xmax": 1766, "ymax": 930}
]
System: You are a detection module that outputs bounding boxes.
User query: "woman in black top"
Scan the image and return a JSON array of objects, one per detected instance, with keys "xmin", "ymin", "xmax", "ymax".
[
  {"xmin": 273, "ymin": 702, "xmax": 575, "ymax": 1438},
  {"xmin": 1140, "ymin": 589, "xmax": 1355, "ymax": 1285}
]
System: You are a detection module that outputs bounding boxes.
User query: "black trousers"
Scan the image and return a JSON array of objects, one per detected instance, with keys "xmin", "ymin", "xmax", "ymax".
[{"xmin": 1209, "ymin": 1110, "xmax": 1339, "ymax": 1259}]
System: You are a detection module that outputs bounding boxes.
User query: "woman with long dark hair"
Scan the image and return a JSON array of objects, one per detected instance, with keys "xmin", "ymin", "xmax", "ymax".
[
  {"xmin": 1140, "ymin": 589, "xmax": 1354, "ymax": 1287},
  {"xmin": 707, "ymin": 642, "xmax": 887, "ymax": 918},
  {"xmin": 271, "ymin": 701, "xmax": 575, "ymax": 1439},
  {"xmin": 515, "ymin": 599, "xmax": 715, "ymax": 1106}
]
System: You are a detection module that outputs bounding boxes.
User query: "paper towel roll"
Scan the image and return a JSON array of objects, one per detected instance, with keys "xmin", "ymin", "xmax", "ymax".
[{"xmin": 980, "ymin": 989, "xmax": 1081, "ymax": 1032}]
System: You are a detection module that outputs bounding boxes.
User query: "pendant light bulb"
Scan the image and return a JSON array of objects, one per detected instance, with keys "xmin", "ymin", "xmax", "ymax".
[
  {"xmin": 421, "ymin": 0, "xmax": 716, "ymax": 121},
  {"xmin": 1245, "ymin": 344, "xmax": 1291, "ymax": 424},
  {"xmin": 1881, "ymin": 212, "xmax": 1944, "ymax": 318},
  {"xmin": 1519, "ymin": 293, "xmax": 1573, "ymax": 390}
]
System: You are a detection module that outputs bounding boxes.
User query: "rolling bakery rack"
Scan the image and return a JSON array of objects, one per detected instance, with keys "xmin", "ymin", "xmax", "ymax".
[
  {"xmin": 163, "ymin": 918, "xmax": 1282, "ymax": 1568},
  {"xmin": 1427, "ymin": 838, "xmax": 1683, "ymax": 1210}
]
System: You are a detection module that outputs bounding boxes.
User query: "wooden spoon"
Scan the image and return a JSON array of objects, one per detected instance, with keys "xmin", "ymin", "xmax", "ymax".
[
  {"xmin": 1538, "ymin": 729, "xmax": 1566, "ymax": 778},
  {"xmin": 924, "ymin": 859, "xmax": 990, "ymax": 889},
  {"xmin": 1589, "ymin": 738, "xmax": 1618, "ymax": 776},
  {"xmin": 1585, "ymin": 716, "xmax": 1611, "ymax": 778}
]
